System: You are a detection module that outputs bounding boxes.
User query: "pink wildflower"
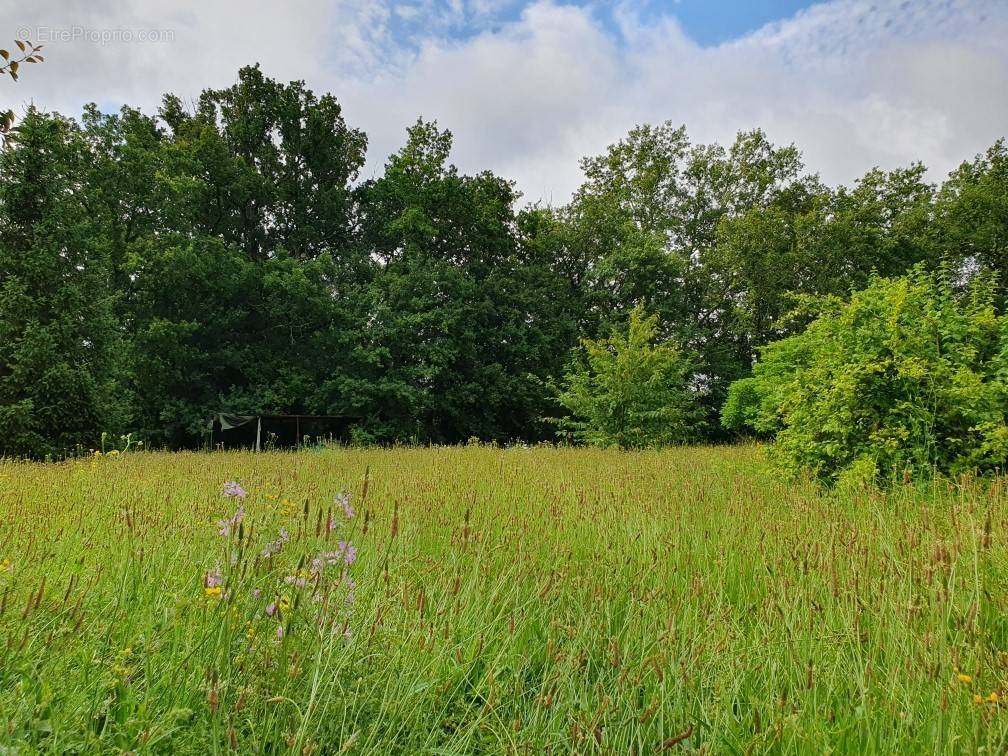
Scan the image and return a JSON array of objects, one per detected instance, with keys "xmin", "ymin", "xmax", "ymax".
[
  {"xmin": 222, "ymin": 481, "xmax": 247, "ymax": 499},
  {"xmin": 205, "ymin": 566, "xmax": 223, "ymax": 588},
  {"xmin": 217, "ymin": 504, "xmax": 244, "ymax": 537},
  {"xmin": 334, "ymin": 491, "xmax": 354, "ymax": 520}
]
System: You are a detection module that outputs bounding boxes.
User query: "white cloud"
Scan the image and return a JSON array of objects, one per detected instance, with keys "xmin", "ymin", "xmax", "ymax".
[{"xmin": 2, "ymin": 0, "xmax": 1006, "ymax": 204}]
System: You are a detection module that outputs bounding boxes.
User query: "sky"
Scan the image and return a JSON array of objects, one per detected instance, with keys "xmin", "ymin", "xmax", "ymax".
[{"xmin": 2, "ymin": 0, "xmax": 1007, "ymax": 204}]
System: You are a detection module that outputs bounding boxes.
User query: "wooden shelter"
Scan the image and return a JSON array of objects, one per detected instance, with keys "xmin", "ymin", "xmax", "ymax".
[{"xmin": 207, "ymin": 413, "xmax": 357, "ymax": 450}]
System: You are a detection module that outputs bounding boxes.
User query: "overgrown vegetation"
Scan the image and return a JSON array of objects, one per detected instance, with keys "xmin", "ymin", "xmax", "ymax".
[
  {"xmin": 555, "ymin": 307, "xmax": 702, "ymax": 448},
  {"xmin": 0, "ymin": 445, "xmax": 1005, "ymax": 752},
  {"xmin": 2, "ymin": 64, "xmax": 1006, "ymax": 464},
  {"xmin": 724, "ymin": 267, "xmax": 1008, "ymax": 484}
]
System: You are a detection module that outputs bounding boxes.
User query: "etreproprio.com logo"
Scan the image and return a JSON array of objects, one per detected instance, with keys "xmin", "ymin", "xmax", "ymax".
[{"xmin": 16, "ymin": 26, "xmax": 176, "ymax": 45}]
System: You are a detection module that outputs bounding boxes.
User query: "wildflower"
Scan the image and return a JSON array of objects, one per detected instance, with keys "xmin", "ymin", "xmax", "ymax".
[
  {"xmin": 0, "ymin": 558, "xmax": 11, "ymax": 573},
  {"xmin": 974, "ymin": 694, "xmax": 984, "ymax": 704},
  {"xmin": 988, "ymin": 692, "xmax": 1000, "ymax": 704},
  {"xmin": 284, "ymin": 569, "xmax": 312, "ymax": 588},
  {"xmin": 957, "ymin": 673, "xmax": 973, "ymax": 685},
  {"xmin": 205, "ymin": 585, "xmax": 223, "ymax": 599},
  {"xmin": 342, "ymin": 573, "xmax": 356, "ymax": 604},
  {"xmin": 261, "ymin": 528, "xmax": 289, "ymax": 558},
  {"xmin": 335, "ymin": 491, "xmax": 354, "ymax": 520},
  {"xmin": 337, "ymin": 541, "xmax": 358, "ymax": 566},
  {"xmin": 205, "ymin": 566, "xmax": 223, "ymax": 588},
  {"xmin": 265, "ymin": 601, "xmax": 277, "ymax": 617},
  {"xmin": 107, "ymin": 449, "xmax": 120, "ymax": 457},
  {"xmin": 311, "ymin": 543, "xmax": 358, "ymax": 574},
  {"xmin": 217, "ymin": 505, "xmax": 244, "ymax": 537},
  {"xmin": 223, "ymin": 481, "xmax": 247, "ymax": 499},
  {"xmin": 252, "ymin": 588, "xmax": 261, "ymax": 599},
  {"xmin": 276, "ymin": 625, "xmax": 285, "ymax": 640}
]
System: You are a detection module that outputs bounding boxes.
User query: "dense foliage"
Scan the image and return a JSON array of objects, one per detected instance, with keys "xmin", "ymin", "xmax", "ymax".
[
  {"xmin": 556, "ymin": 307, "xmax": 702, "ymax": 448},
  {"xmin": 0, "ymin": 64, "xmax": 1006, "ymax": 459},
  {"xmin": 724, "ymin": 268, "xmax": 1008, "ymax": 483}
]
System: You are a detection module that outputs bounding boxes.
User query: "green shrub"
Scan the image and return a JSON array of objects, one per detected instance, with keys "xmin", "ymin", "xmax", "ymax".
[
  {"xmin": 555, "ymin": 306, "xmax": 703, "ymax": 448},
  {"xmin": 723, "ymin": 266, "xmax": 1008, "ymax": 482}
]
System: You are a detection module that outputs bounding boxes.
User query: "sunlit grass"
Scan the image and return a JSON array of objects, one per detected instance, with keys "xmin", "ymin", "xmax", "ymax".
[{"xmin": 0, "ymin": 444, "xmax": 1006, "ymax": 753}]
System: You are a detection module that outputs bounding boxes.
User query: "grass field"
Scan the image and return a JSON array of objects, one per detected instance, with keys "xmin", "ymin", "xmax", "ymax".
[{"xmin": 0, "ymin": 445, "xmax": 1006, "ymax": 754}]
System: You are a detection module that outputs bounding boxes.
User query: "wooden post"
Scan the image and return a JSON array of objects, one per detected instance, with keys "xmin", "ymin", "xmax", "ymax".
[
  {"xmin": 255, "ymin": 416, "xmax": 262, "ymax": 452},
  {"xmin": 296, "ymin": 415, "xmax": 301, "ymax": 447}
]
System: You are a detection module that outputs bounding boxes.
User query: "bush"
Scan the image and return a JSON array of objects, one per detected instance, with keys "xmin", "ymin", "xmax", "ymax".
[
  {"xmin": 723, "ymin": 266, "xmax": 1008, "ymax": 482},
  {"xmin": 555, "ymin": 306, "xmax": 704, "ymax": 448}
]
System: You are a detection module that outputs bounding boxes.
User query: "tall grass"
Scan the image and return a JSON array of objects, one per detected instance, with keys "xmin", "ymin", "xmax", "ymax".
[{"xmin": 0, "ymin": 445, "xmax": 1005, "ymax": 753}]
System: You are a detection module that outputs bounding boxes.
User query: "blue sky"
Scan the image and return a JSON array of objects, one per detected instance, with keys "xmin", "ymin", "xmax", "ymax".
[
  {"xmin": 385, "ymin": 0, "xmax": 822, "ymax": 49},
  {"xmin": 640, "ymin": 0, "xmax": 819, "ymax": 45},
  {"xmin": 6, "ymin": 0, "xmax": 1008, "ymax": 203}
]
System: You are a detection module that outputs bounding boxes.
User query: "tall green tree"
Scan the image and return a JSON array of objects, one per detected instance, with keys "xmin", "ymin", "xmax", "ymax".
[
  {"xmin": 560, "ymin": 123, "xmax": 818, "ymax": 429},
  {"xmin": 934, "ymin": 140, "xmax": 1008, "ymax": 295},
  {"xmin": 555, "ymin": 306, "xmax": 702, "ymax": 448},
  {"xmin": 159, "ymin": 65, "xmax": 367, "ymax": 262},
  {"xmin": 85, "ymin": 68, "xmax": 373, "ymax": 445},
  {"xmin": 354, "ymin": 120, "xmax": 570, "ymax": 442},
  {"xmin": 0, "ymin": 110, "xmax": 123, "ymax": 457}
]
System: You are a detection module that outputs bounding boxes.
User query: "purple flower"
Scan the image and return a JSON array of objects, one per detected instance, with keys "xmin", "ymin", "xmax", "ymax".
[
  {"xmin": 252, "ymin": 588, "xmax": 262, "ymax": 599},
  {"xmin": 265, "ymin": 602, "xmax": 277, "ymax": 617},
  {"xmin": 205, "ymin": 565, "xmax": 223, "ymax": 588},
  {"xmin": 334, "ymin": 491, "xmax": 354, "ymax": 520},
  {"xmin": 276, "ymin": 625, "xmax": 284, "ymax": 640},
  {"xmin": 261, "ymin": 528, "xmax": 290, "ymax": 557},
  {"xmin": 217, "ymin": 504, "xmax": 244, "ymax": 537},
  {"xmin": 223, "ymin": 481, "xmax": 247, "ymax": 499},
  {"xmin": 337, "ymin": 541, "xmax": 358, "ymax": 566},
  {"xmin": 313, "ymin": 542, "xmax": 358, "ymax": 572}
]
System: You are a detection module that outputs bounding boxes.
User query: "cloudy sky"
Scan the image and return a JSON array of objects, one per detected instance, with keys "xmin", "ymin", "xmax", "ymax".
[{"xmin": 3, "ymin": 0, "xmax": 1006, "ymax": 203}]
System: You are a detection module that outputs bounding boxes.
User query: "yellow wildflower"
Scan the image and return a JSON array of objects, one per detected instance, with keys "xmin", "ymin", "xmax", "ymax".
[
  {"xmin": 988, "ymin": 692, "xmax": 1000, "ymax": 704},
  {"xmin": 0, "ymin": 558, "xmax": 11, "ymax": 572},
  {"xmin": 957, "ymin": 673, "xmax": 973, "ymax": 685},
  {"xmin": 204, "ymin": 585, "xmax": 222, "ymax": 598},
  {"xmin": 973, "ymin": 694, "xmax": 983, "ymax": 704}
]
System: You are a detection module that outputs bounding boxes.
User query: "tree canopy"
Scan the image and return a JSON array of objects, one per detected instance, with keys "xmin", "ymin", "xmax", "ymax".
[{"xmin": 0, "ymin": 65, "xmax": 1006, "ymax": 461}]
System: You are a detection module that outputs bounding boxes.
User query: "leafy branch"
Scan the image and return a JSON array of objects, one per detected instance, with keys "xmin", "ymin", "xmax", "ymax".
[
  {"xmin": 1, "ymin": 37, "xmax": 45, "ymax": 147},
  {"xmin": 0, "ymin": 37, "xmax": 44, "ymax": 81}
]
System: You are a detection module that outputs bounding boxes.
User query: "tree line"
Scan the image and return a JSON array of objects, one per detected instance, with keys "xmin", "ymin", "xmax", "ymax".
[{"xmin": 1, "ymin": 65, "xmax": 1005, "ymax": 457}]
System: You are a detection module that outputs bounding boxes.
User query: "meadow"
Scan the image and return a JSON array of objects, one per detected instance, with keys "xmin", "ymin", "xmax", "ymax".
[{"xmin": 0, "ymin": 445, "xmax": 1005, "ymax": 754}]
